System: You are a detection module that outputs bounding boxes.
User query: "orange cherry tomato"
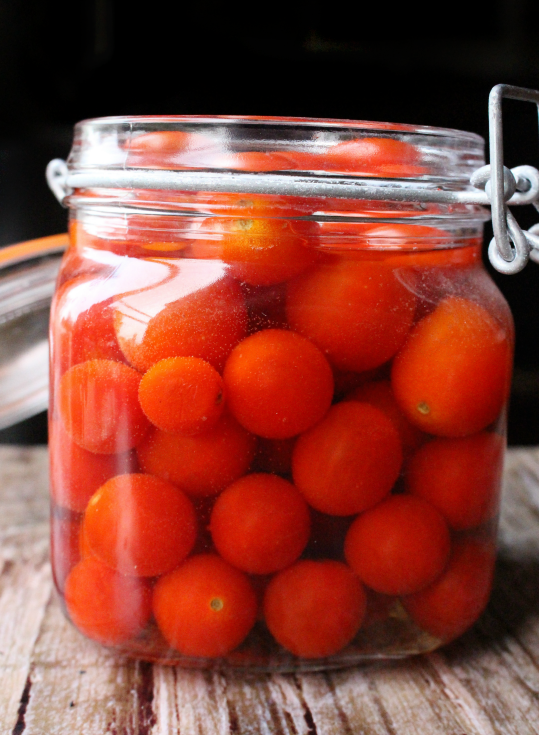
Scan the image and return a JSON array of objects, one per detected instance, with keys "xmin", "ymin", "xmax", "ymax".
[
  {"xmin": 64, "ymin": 557, "xmax": 152, "ymax": 646},
  {"xmin": 136, "ymin": 412, "xmax": 256, "ymax": 497},
  {"xmin": 324, "ymin": 137, "xmax": 422, "ymax": 177},
  {"xmin": 263, "ymin": 560, "xmax": 366, "ymax": 658},
  {"xmin": 391, "ymin": 296, "xmax": 513, "ymax": 437},
  {"xmin": 125, "ymin": 130, "xmax": 217, "ymax": 169},
  {"xmin": 153, "ymin": 554, "xmax": 258, "ymax": 657},
  {"xmin": 190, "ymin": 216, "xmax": 318, "ymax": 287},
  {"xmin": 224, "ymin": 329, "xmax": 333, "ymax": 439},
  {"xmin": 114, "ymin": 268, "xmax": 248, "ymax": 373},
  {"xmin": 344, "ymin": 380, "xmax": 424, "ymax": 456},
  {"xmin": 402, "ymin": 536, "xmax": 496, "ymax": 641},
  {"xmin": 287, "ymin": 258, "xmax": 416, "ymax": 372},
  {"xmin": 84, "ymin": 473, "xmax": 197, "ymax": 577},
  {"xmin": 210, "ymin": 473, "xmax": 311, "ymax": 574},
  {"xmin": 50, "ymin": 516, "xmax": 82, "ymax": 593},
  {"xmin": 49, "ymin": 420, "xmax": 137, "ymax": 513},
  {"xmin": 138, "ymin": 357, "xmax": 225, "ymax": 435},
  {"xmin": 292, "ymin": 402, "xmax": 402, "ymax": 516},
  {"xmin": 59, "ymin": 359, "xmax": 150, "ymax": 454},
  {"xmin": 344, "ymin": 494, "xmax": 451, "ymax": 595},
  {"xmin": 406, "ymin": 432, "xmax": 504, "ymax": 530}
]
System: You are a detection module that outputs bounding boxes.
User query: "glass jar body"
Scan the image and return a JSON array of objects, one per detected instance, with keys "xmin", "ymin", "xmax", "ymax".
[{"xmin": 49, "ymin": 117, "xmax": 513, "ymax": 670}]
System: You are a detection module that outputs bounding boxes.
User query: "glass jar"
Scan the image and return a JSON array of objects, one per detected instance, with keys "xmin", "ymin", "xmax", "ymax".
[{"xmin": 49, "ymin": 116, "xmax": 513, "ymax": 670}]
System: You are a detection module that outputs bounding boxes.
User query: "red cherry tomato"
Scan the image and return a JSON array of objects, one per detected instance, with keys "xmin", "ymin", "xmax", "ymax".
[
  {"xmin": 344, "ymin": 380, "xmax": 424, "ymax": 456},
  {"xmin": 153, "ymin": 554, "xmax": 258, "ymax": 657},
  {"xmin": 136, "ymin": 412, "xmax": 256, "ymax": 497},
  {"xmin": 84, "ymin": 473, "xmax": 197, "ymax": 577},
  {"xmin": 190, "ymin": 217, "xmax": 318, "ymax": 286},
  {"xmin": 210, "ymin": 473, "xmax": 311, "ymax": 574},
  {"xmin": 59, "ymin": 359, "xmax": 150, "ymax": 454},
  {"xmin": 65, "ymin": 557, "xmax": 152, "ymax": 646},
  {"xmin": 292, "ymin": 402, "xmax": 402, "ymax": 516},
  {"xmin": 324, "ymin": 137, "xmax": 422, "ymax": 177},
  {"xmin": 224, "ymin": 329, "xmax": 334, "ymax": 439},
  {"xmin": 263, "ymin": 560, "xmax": 366, "ymax": 658},
  {"xmin": 405, "ymin": 432, "xmax": 504, "ymax": 530},
  {"xmin": 344, "ymin": 494, "xmax": 451, "ymax": 595},
  {"xmin": 403, "ymin": 536, "xmax": 496, "ymax": 641},
  {"xmin": 49, "ymin": 420, "xmax": 137, "ymax": 513},
  {"xmin": 392, "ymin": 296, "xmax": 513, "ymax": 437},
  {"xmin": 114, "ymin": 266, "xmax": 248, "ymax": 374},
  {"xmin": 287, "ymin": 258, "xmax": 416, "ymax": 372}
]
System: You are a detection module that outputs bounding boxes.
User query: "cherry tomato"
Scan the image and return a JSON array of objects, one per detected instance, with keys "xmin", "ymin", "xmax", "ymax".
[
  {"xmin": 324, "ymin": 137, "xmax": 422, "ymax": 177},
  {"xmin": 344, "ymin": 380, "xmax": 424, "ymax": 456},
  {"xmin": 125, "ymin": 130, "xmax": 217, "ymax": 169},
  {"xmin": 210, "ymin": 473, "xmax": 311, "ymax": 574},
  {"xmin": 344, "ymin": 494, "xmax": 451, "ymax": 595},
  {"xmin": 153, "ymin": 554, "xmax": 258, "ymax": 657},
  {"xmin": 114, "ymin": 266, "xmax": 248, "ymax": 373},
  {"xmin": 287, "ymin": 258, "xmax": 416, "ymax": 372},
  {"xmin": 52, "ymin": 275, "xmax": 126, "ymax": 376},
  {"xmin": 49, "ymin": 420, "xmax": 137, "ymax": 513},
  {"xmin": 65, "ymin": 557, "xmax": 152, "ymax": 646},
  {"xmin": 84, "ymin": 473, "xmax": 197, "ymax": 577},
  {"xmin": 406, "ymin": 432, "xmax": 504, "ymax": 530},
  {"xmin": 138, "ymin": 357, "xmax": 225, "ymax": 435},
  {"xmin": 224, "ymin": 329, "xmax": 334, "ymax": 439},
  {"xmin": 59, "ymin": 359, "xmax": 150, "ymax": 454},
  {"xmin": 391, "ymin": 296, "xmax": 512, "ymax": 437},
  {"xmin": 402, "ymin": 536, "xmax": 496, "ymax": 641},
  {"xmin": 292, "ymin": 402, "xmax": 402, "ymax": 516},
  {"xmin": 190, "ymin": 217, "xmax": 318, "ymax": 286},
  {"xmin": 137, "ymin": 412, "xmax": 256, "ymax": 497},
  {"xmin": 263, "ymin": 560, "xmax": 366, "ymax": 658}
]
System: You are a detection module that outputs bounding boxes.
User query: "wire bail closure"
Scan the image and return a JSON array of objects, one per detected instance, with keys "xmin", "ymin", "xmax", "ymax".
[{"xmin": 45, "ymin": 85, "xmax": 539, "ymax": 275}]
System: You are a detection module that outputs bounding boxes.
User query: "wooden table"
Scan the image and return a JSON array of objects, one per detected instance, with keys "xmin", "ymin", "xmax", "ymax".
[{"xmin": 2, "ymin": 446, "xmax": 539, "ymax": 734}]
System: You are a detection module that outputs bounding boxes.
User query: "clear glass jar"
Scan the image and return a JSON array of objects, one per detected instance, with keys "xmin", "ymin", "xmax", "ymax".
[{"xmin": 49, "ymin": 116, "xmax": 513, "ymax": 670}]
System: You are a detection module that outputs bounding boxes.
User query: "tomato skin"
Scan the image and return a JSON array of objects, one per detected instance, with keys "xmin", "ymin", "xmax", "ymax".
[
  {"xmin": 210, "ymin": 473, "xmax": 311, "ymax": 574},
  {"xmin": 114, "ymin": 271, "xmax": 248, "ymax": 374},
  {"xmin": 402, "ymin": 536, "xmax": 496, "ymax": 641},
  {"xmin": 224, "ymin": 329, "xmax": 334, "ymax": 440},
  {"xmin": 153, "ymin": 554, "xmax": 258, "ymax": 658},
  {"xmin": 406, "ymin": 432, "xmax": 504, "ymax": 530},
  {"xmin": 190, "ymin": 217, "xmax": 318, "ymax": 287},
  {"xmin": 138, "ymin": 357, "xmax": 225, "ymax": 435},
  {"xmin": 293, "ymin": 402, "xmax": 402, "ymax": 516},
  {"xmin": 287, "ymin": 258, "xmax": 416, "ymax": 372},
  {"xmin": 344, "ymin": 494, "xmax": 451, "ymax": 596},
  {"xmin": 84, "ymin": 473, "xmax": 197, "ymax": 577},
  {"xmin": 391, "ymin": 296, "xmax": 512, "ymax": 437},
  {"xmin": 344, "ymin": 380, "xmax": 424, "ymax": 456},
  {"xmin": 49, "ymin": 420, "xmax": 137, "ymax": 513},
  {"xmin": 137, "ymin": 412, "xmax": 257, "ymax": 497},
  {"xmin": 65, "ymin": 557, "xmax": 152, "ymax": 646},
  {"xmin": 263, "ymin": 560, "xmax": 366, "ymax": 658},
  {"xmin": 324, "ymin": 137, "xmax": 422, "ymax": 177},
  {"xmin": 59, "ymin": 359, "xmax": 150, "ymax": 455}
]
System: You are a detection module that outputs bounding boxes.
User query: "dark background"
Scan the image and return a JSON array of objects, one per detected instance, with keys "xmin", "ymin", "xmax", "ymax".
[{"xmin": 1, "ymin": 0, "xmax": 539, "ymax": 445}]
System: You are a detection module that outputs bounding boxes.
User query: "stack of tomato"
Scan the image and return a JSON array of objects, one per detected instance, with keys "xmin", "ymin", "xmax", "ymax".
[{"xmin": 49, "ymin": 137, "xmax": 512, "ymax": 665}]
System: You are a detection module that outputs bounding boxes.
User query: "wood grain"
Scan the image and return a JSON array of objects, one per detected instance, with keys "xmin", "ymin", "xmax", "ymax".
[{"xmin": 1, "ymin": 446, "xmax": 539, "ymax": 734}]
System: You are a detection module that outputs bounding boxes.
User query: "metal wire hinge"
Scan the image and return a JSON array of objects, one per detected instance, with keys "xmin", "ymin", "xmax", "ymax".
[
  {"xmin": 45, "ymin": 85, "xmax": 539, "ymax": 275},
  {"xmin": 471, "ymin": 84, "xmax": 539, "ymax": 275}
]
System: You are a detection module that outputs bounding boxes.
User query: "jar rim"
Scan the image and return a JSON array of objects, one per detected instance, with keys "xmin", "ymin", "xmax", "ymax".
[{"xmin": 75, "ymin": 114, "xmax": 484, "ymax": 144}]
